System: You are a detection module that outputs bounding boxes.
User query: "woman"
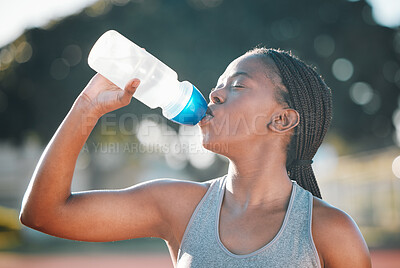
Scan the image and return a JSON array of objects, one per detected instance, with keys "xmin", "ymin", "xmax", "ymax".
[{"xmin": 20, "ymin": 48, "xmax": 371, "ymax": 267}]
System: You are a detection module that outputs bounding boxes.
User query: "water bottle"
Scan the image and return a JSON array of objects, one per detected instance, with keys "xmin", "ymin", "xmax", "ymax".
[{"xmin": 88, "ymin": 30, "xmax": 207, "ymax": 125}]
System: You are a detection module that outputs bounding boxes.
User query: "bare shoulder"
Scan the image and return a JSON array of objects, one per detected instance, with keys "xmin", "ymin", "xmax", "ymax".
[
  {"xmin": 133, "ymin": 177, "xmax": 214, "ymax": 214},
  {"xmin": 146, "ymin": 177, "xmax": 220, "ymax": 266},
  {"xmin": 139, "ymin": 177, "xmax": 217, "ymax": 242},
  {"xmin": 311, "ymin": 197, "xmax": 371, "ymax": 268},
  {"xmin": 139, "ymin": 177, "xmax": 214, "ymax": 203}
]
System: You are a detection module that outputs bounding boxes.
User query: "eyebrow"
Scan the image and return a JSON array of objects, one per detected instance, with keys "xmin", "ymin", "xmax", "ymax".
[
  {"xmin": 216, "ymin": 71, "xmax": 253, "ymax": 87},
  {"xmin": 218, "ymin": 71, "xmax": 252, "ymax": 83},
  {"xmin": 230, "ymin": 71, "xmax": 252, "ymax": 79}
]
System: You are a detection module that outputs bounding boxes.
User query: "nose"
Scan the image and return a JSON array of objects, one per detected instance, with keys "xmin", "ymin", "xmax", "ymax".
[{"xmin": 209, "ymin": 87, "xmax": 225, "ymax": 104}]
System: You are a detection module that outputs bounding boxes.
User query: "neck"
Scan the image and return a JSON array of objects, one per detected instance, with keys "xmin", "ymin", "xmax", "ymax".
[{"xmin": 224, "ymin": 144, "xmax": 293, "ymax": 208}]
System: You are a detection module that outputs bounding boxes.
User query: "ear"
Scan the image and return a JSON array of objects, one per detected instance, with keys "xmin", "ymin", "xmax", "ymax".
[{"xmin": 268, "ymin": 108, "xmax": 300, "ymax": 134}]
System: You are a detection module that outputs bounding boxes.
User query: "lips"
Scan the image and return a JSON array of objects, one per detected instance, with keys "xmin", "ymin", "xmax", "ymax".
[
  {"xmin": 199, "ymin": 107, "xmax": 214, "ymax": 126},
  {"xmin": 206, "ymin": 107, "xmax": 214, "ymax": 117}
]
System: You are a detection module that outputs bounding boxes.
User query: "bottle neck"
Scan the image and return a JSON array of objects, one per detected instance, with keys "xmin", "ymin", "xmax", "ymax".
[{"xmin": 161, "ymin": 81, "xmax": 193, "ymax": 119}]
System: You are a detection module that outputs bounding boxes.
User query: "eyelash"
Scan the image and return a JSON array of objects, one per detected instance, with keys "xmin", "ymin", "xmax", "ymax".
[{"xmin": 211, "ymin": 84, "xmax": 244, "ymax": 92}]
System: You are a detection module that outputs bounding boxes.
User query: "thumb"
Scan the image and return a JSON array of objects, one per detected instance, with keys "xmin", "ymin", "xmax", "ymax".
[
  {"xmin": 123, "ymin": 78, "xmax": 140, "ymax": 97},
  {"xmin": 119, "ymin": 78, "xmax": 140, "ymax": 106}
]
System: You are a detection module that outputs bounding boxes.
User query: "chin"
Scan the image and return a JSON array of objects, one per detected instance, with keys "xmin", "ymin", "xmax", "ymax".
[
  {"xmin": 203, "ymin": 143, "xmax": 229, "ymax": 156},
  {"xmin": 201, "ymin": 127, "xmax": 240, "ymax": 156},
  {"xmin": 201, "ymin": 136, "xmax": 229, "ymax": 156}
]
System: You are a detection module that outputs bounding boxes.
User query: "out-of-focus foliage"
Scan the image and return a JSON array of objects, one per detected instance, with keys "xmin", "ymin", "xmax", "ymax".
[
  {"xmin": 0, "ymin": 0, "xmax": 398, "ymax": 154},
  {"xmin": 0, "ymin": 206, "xmax": 21, "ymax": 249}
]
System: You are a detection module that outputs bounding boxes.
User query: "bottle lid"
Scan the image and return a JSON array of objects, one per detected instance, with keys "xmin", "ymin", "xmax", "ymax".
[{"xmin": 170, "ymin": 84, "xmax": 207, "ymax": 125}]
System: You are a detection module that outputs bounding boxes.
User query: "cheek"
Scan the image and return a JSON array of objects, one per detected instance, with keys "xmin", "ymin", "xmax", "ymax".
[
  {"xmin": 202, "ymin": 113, "xmax": 268, "ymax": 141},
  {"xmin": 251, "ymin": 114, "xmax": 271, "ymax": 135},
  {"xmin": 230, "ymin": 106, "xmax": 270, "ymax": 136},
  {"xmin": 200, "ymin": 94, "xmax": 274, "ymax": 142},
  {"xmin": 205, "ymin": 108, "xmax": 270, "ymax": 138}
]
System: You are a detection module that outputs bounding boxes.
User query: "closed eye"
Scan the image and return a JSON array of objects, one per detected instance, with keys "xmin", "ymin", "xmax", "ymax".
[{"xmin": 232, "ymin": 84, "xmax": 245, "ymax": 89}]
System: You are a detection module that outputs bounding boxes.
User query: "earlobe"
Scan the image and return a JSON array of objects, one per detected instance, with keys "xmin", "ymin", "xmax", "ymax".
[{"xmin": 268, "ymin": 109, "xmax": 300, "ymax": 133}]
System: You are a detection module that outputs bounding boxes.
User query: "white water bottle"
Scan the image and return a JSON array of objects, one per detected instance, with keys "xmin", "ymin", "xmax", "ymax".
[{"xmin": 88, "ymin": 30, "xmax": 207, "ymax": 125}]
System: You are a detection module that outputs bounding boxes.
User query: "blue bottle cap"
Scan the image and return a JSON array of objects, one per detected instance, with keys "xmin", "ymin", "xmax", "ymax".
[{"xmin": 171, "ymin": 85, "xmax": 207, "ymax": 125}]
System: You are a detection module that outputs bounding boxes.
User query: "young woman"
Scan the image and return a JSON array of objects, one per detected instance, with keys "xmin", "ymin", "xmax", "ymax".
[{"xmin": 20, "ymin": 48, "xmax": 371, "ymax": 267}]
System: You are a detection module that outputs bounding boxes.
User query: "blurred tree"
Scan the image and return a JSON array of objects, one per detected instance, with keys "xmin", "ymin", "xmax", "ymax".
[{"xmin": 0, "ymin": 0, "xmax": 398, "ymax": 154}]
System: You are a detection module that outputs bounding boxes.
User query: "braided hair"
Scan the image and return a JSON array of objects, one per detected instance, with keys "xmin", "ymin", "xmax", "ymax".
[{"xmin": 247, "ymin": 48, "xmax": 333, "ymax": 199}]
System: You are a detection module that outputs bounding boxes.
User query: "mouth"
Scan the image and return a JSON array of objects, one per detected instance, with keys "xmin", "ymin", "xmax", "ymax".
[{"xmin": 199, "ymin": 107, "xmax": 214, "ymax": 126}]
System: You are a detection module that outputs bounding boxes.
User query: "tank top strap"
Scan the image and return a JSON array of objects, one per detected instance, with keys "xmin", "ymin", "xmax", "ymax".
[
  {"xmin": 278, "ymin": 181, "xmax": 321, "ymax": 267},
  {"xmin": 283, "ymin": 181, "xmax": 314, "ymax": 234}
]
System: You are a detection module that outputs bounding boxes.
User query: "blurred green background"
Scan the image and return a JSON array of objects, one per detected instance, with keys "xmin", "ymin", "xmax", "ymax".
[{"xmin": 1, "ymin": 0, "xmax": 400, "ymax": 267}]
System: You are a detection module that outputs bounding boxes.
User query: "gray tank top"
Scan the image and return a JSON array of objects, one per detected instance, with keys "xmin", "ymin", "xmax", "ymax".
[{"xmin": 177, "ymin": 176, "xmax": 321, "ymax": 268}]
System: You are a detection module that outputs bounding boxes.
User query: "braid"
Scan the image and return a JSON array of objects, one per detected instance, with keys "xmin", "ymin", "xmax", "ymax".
[{"xmin": 246, "ymin": 48, "xmax": 333, "ymax": 199}]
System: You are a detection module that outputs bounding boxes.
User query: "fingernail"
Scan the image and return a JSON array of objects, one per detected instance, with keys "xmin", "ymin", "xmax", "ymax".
[{"xmin": 132, "ymin": 80, "xmax": 140, "ymax": 87}]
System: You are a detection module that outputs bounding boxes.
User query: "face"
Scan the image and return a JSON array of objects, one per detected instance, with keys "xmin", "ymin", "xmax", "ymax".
[{"xmin": 199, "ymin": 54, "xmax": 289, "ymax": 156}]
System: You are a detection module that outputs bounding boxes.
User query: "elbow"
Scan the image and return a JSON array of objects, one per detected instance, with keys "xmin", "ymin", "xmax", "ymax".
[
  {"xmin": 19, "ymin": 207, "xmax": 46, "ymax": 231},
  {"xmin": 19, "ymin": 195, "xmax": 69, "ymax": 232},
  {"xmin": 19, "ymin": 209, "xmax": 35, "ymax": 228}
]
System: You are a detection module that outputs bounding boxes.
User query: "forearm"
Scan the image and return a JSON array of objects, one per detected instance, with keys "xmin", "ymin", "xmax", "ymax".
[{"xmin": 20, "ymin": 95, "xmax": 99, "ymax": 226}]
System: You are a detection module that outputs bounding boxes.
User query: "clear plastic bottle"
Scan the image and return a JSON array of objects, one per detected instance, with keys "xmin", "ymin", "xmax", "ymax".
[{"xmin": 88, "ymin": 30, "xmax": 207, "ymax": 125}]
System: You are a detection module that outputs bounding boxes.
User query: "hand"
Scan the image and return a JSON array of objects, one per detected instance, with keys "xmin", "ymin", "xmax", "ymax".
[{"xmin": 79, "ymin": 74, "xmax": 140, "ymax": 118}]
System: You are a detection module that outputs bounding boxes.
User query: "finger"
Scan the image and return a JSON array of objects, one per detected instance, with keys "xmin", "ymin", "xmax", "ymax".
[
  {"xmin": 121, "ymin": 79, "xmax": 140, "ymax": 104},
  {"xmin": 124, "ymin": 78, "xmax": 140, "ymax": 94}
]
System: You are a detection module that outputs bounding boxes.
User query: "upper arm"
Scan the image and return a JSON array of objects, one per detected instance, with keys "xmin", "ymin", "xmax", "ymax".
[
  {"xmin": 30, "ymin": 178, "xmax": 208, "ymax": 243},
  {"xmin": 312, "ymin": 199, "xmax": 371, "ymax": 268}
]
